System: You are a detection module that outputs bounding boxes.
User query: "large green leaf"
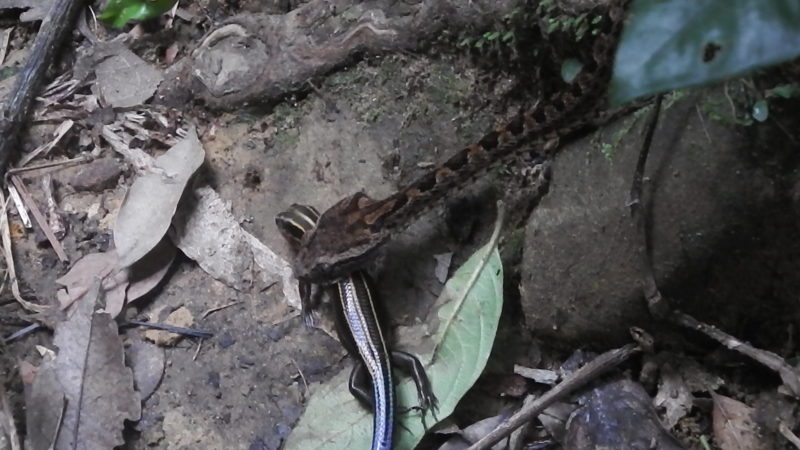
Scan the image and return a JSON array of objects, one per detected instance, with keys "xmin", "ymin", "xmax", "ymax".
[
  {"xmin": 98, "ymin": 0, "xmax": 178, "ymax": 28},
  {"xmin": 285, "ymin": 243, "xmax": 504, "ymax": 450},
  {"xmin": 611, "ymin": 0, "xmax": 800, "ymax": 104}
]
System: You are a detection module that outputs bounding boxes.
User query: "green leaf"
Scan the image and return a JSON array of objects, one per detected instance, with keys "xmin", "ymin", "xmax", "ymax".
[
  {"xmin": 561, "ymin": 58, "xmax": 584, "ymax": 84},
  {"xmin": 285, "ymin": 243, "xmax": 504, "ymax": 450},
  {"xmin": 98, "ymin": 0, "xmax": 178, "ymax": 28},
  {"xmin": 611, "ymin": 0, "xmax": 800, "ymax": 105},
  {"xmin": 751, "ymin": 99, "xmax": 769, "ymax": 122},
  {"xmin": 767, "ymin": 83, "xmax": 800, "ymax": 99},
  {"xmin": 546, "ymin": 18, "xmax": 560, "ymax": 34}
]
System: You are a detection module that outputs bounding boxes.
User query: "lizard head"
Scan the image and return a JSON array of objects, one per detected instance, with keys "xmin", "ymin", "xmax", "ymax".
[{"xmin": 292, "ymin": 192, "xmax": 390, "ymax": 283}]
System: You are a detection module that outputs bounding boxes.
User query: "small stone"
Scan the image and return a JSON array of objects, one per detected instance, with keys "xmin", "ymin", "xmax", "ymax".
[
  {"xmin": 127, "ymin": 341, "xmax": 166, "ymax": 401},
  {"xmin": 274, "ymin": 423, "xmax": 292, "ymax": 438},
  {"xmin": 207, "ymin": 371, "xmax": 221, "ymax": 389},
  {"xmin": 262, "ymin": 325, "xmax": 287, "ymax": 341},
  {"xmin": 217, "ymin": 332, "xmax": 236, "ymax": 348},
  {"xmin": 145, "ymin": 306, "xmax": 194, "ymax": 346},
  {"xmin": 237, "ymin": 356, "xmax": 255, "ymax": 368},
  {"xmin": 248, "ymin": 438, "xmax": 269, "ymax": 450}
]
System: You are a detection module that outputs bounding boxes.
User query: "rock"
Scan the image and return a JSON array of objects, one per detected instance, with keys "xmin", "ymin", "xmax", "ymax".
[
  {"xmin": 565, "ymin": 379, "xmax": 684, "ymax": 449},
  {"xmin": 520, "ymin": 92, "xmax": 779, "ymax": 344},
  {"xmin": 145, "ymin": 306, "xmax": 194, "ymax": 346},
  {"xmin": 70, "ymin": 158, "xmax": 122, "ymax": 191}
]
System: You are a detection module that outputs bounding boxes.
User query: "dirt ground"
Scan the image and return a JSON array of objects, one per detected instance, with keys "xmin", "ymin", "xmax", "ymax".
[{"xmin": 2, "ymin": 1, "xmax": 800, "ymax": 449}]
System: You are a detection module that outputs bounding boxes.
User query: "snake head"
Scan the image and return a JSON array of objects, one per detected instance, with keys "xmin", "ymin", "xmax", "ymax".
[{"xmin": 293, "ymin": 192, "xmax": 390, "ymax": 283}]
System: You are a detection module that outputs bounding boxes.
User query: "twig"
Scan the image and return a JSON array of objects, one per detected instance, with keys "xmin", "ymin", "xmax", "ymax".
[
  {"xmin": 201, "ymin": 301, "xmax": 240, "ymax": 319},
  {"xmin": 193, "ymin": 339, "xmax": 203, "ymax": 361},
  {"xmin": 6, "ymin": 155, "xmax": 90, "ymax": 177},
  {"xmin": 290, "ymin": 357, "xmax": 309, "ymax": 395},
  {"xmin": 101, "ymin": 125, "xmax": 157, "ymax": 171},
  {"xmin": 7, "ymin": 185, "xmax": 31, "ymax": 228},
  {"xmin": 628, "ymin": 94, "xmax": 800, "ymax": 397},
  {"xmin": 671, "ymin": 311, "xmax": 800, "ymax": 397},
  {"xmin": 723, "ymin": 82, "xmax": 738, "ymax": 121},
  {"xmin": 0, "ymin": 191, "xmax": 47, "ymax": 312},
  {"xmin": 122, "ymin": 320, "xmax": 214, "ymax": 339},
  {"xmin": 4, "ymin": 323, "xmax": 41, "ymax": 343},
  {"xmin": 0, "ymin": 28, "xmax": 12, "ymax": 66},
  {"xmin": 467, "ymin": 344, "xmax": 641, "ymax": 450},
  {"xmin": 431, "ymin": 200, "xmax": 506, "ymax": 360},
  {"xmin": 17, "ymin": 119, "xmax": 74, "ymax": 167},
  {"xmin": 694, "ymin": 104, "xmax": 712, "ymax": 144},
  {"xmin": 0, "ymin": 0, "xmax": 85, "ymax": 174},
  {"xmin": 780, "ymin": 422, "xmax": 800, "ymax": 449},
  {"xmin": 9, "ymin": 175, "xmax": 68, "ymax": 262},
  {"xmin": 628, "ymin": 95, "xmax": 666, "ymax": 318},
  {"xmin": 0, "ymin": 383, "xmax": 20, "ymax": 450}
]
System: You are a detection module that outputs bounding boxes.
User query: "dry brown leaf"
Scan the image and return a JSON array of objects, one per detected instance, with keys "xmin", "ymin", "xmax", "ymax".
[
  {"xmin": 52, "ymin": 281, "xmax": 141, "ymax": 449},
  {"xmin": 654, "ymin": 363, "xmax": 694, "ymax": 428},
  {"xmin": 115, "ymin": 127, "xmax": 205, "ymax": 268},
  {"xmin": 126, "ymin": 237, "xmax": 176, "ymax": 302},
  {"xmin": 18, "ymin": 360, "xmax": 36, "ymax": 385},
  {"xmin": 95, "ymin": 47, "xmax": 164, "ymax": 108},
  {"xmin": 24, "ymin": 356, "xmax": 63, "ymax": 450},
  {"xmin": 55, "ymin": 251, "xmax": 118, "ymax": 309},
  {"xmin": 171, "ymin": 186, "xmax": 254, "ymax": 290},
  {"xmin": 433, "ymin": 252, "xmax": 453, "ymax": 284},
  {"xmin": 165, "ymin": 42, "xmax": 180, "ymax": 64},
  {"xmin": 100, "ymin": 276, "xmax": 129, "ymax": 320},
  {"xmin": 55, "ymin": 239, "xmax": 176, "ymax": 317},
  {"xmin": 712, "ymin": 393, "xmax": 772, "ymax": 450},
  {"xmin": 171, "ymin": 186, "xmax": 300, "ymax": 307}
]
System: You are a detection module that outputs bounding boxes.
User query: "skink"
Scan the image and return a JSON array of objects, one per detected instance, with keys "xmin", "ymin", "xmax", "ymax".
[{"xmin": 277, "ymin": 204, "xmax": 436, "ymax": 450}]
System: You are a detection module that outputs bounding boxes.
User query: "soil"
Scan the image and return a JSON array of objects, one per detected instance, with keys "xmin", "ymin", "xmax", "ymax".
[{"xmin": 1, "ymin": 1, "xmax": 800, "ymax": 450}]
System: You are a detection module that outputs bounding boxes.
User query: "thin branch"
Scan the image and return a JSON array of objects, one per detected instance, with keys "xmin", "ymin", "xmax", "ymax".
[
  {"xmin": 201, "ymin": 301, "xmax": 241, "ymax": 319},
  {"xmin": 0, "ymin": 191, "xmax": 47, "ymax": 312},
  {"xmin": 628, "ymin": 94, "xmax": 800, "ymax": 397},
  {"xmin": 122, "ymin": 320, "xmax": 214, "ymax": 339},
  {"xmin": 671, "ymin": 311, "xmax": 800, "ymax": 397},
  {"xmin": 628, "ymin": 94, "xmax": 666, "ymax": 318},
  {"xmin": 467, "ymin": 344, "xmax": 641, "ymax": 450},
  {"xmin": 780, "ymin": 422, "xmax": 800, "ymax": 449},
  {"xmin": 0, "ymin": 0, "xmax": 85, "ymax": 174},
  {"xmin": 9, "ymin": 175, "xmax": 68, "ymax": 262},
  {"xmin": 6, "ymin": 155, "xmax": 90, "ymax": 177}
]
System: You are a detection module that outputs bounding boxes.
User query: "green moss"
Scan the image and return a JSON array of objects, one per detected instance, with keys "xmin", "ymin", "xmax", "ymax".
[
  {"xmin": 0, "ymin": 66, "xmax": 18, "ymax": 81},
  {"xmin": 425, "ymin": 68, "xmax": 471, "ymax": 115},
  {"xmin": 597, "ymin": 108, "xmax": 646, "ymax": 161},
  {"xmin": 700, "ymin": 88, "xmax": 754, "ymax": 127},
  {"xmin": 662, "ymin": 89, "xmax": 690, "ymax": 110}
]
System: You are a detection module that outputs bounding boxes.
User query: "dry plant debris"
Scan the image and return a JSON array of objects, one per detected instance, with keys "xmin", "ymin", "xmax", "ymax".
[
  {"xmin": 55, "ymin": 239, "xmax": 175, "ymax": 318},
  {"xmin": 712, "ymin": 393, "xmax": 774, "ymax": 450},
  {"xmin": 114, "ymin": 127, "xmax": 204, "ymax": 268},
  {"xmin": 0, "ymin": 0, "xmax": 55, "ymax": 22},
  {"xmin": 94, "ymin": 47, "xmax": 163, "ymax": 108},
  {"xmin": 29, "ymin": 282, "xmax": 140, "ymax": 449}
]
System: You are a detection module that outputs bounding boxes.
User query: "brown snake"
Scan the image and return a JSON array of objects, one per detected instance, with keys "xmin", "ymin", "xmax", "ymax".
[{"xmin": 292, "ymin": 0, "xmax": 631, "ymax": 284}]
